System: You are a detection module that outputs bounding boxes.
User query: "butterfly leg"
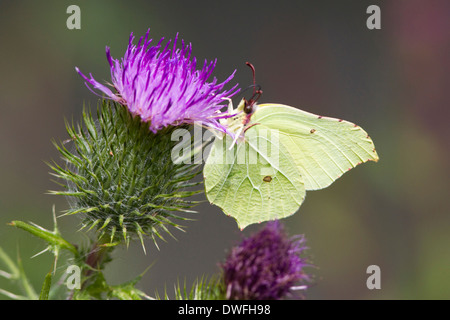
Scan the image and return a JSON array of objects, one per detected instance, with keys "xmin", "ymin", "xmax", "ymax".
[
  {"xmin": 244, "ymin": 122, "xmax": 260, "ymax": 133},
  {"xmin": 221, "ymin": 97, "xmax": 235, "ymax": 114},
  {"xmin": 229, "ymin": 125, "xmax": 244, "ymax": 150}
]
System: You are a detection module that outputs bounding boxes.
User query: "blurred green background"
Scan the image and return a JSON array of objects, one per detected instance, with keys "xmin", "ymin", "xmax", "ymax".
[{"xmin": 0, "ymin": 0, "xmax": 449, "ymax": 299}]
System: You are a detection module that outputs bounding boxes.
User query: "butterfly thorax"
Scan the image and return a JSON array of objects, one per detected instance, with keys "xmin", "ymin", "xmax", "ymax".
[{"xmin": 222, "ymin": 99, "xmax": 258, "ymax": 136}]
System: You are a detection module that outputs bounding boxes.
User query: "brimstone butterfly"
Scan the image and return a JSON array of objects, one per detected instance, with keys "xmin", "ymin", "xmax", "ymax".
[{"xmin": 203, "ymin": 63, "xmax": 379, "ymax": 229}]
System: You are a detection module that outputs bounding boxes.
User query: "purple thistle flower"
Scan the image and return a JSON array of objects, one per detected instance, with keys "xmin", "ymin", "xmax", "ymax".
[
  {"xmin": 76, "ymin": 29, "xmax": 240, "ymax": 134},
  {"xmin": 221, "ymin": 221, "xmax": 311, "ymax": 300}
]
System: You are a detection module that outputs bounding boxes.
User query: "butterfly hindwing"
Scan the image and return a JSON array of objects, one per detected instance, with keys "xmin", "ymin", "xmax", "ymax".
[{"xmin": 204, "ymin": 128, "xmax": 305, "ymax": 230}]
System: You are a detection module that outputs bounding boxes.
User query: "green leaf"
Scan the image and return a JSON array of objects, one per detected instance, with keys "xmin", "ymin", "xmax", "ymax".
[
  {"xmin": 0, "ymin": 247, "xmax": 38, "ymax": 300},
  {"xmin": 0, "ymin": 247, "xmax": 19, "ymax": 280},
  {"xmin": 73, "ymin": 268, "xmax": 151, "ymax": 300},
  {"xmin": 8, "ymin": 221, "xmax": 78, "ymax": 255},
  {"xmin": 109, "ymin": 283, "xmax": 149, "ymax": 300},
  {"xmin": 158, "ymin": 275, "xmax": 224, "ymax": 300},
  {"xmin": 16, "ymin": 253, "xmax": 38, "ymax": 300},
  {"xmin": 0, "ymin": 289, "xmax": 28, "ymax": 300},
  {"xmin": 39, "ymin": 272, "xmax": 52, "ymax": 300}
]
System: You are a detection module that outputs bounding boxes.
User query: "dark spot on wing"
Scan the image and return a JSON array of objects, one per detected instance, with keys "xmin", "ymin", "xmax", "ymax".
[
  {"xmin": 310, "ymin": 129, "xmax": 316, "ymax": 133},
  {"xmin": 263, "ymin": 176, "xmax": 272, "ymax": 182}
]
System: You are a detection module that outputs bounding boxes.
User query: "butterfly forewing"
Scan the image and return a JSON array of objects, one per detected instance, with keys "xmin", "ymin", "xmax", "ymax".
[{"xmin": 252, "ymin": 104, "xmax": 379, "ymax": 191}]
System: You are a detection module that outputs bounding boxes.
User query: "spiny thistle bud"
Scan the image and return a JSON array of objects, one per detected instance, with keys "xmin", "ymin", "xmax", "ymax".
[
  {"xmin": 49, "ymin": 102, "xmax": 201, "ymax": 249},
  {"xmin": 221, "ymin": 221, "xmax": 311, "ymax": 300}
]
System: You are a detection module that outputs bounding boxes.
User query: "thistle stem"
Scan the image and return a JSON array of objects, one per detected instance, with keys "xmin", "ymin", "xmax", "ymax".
[{"xmin": 67, "ymin": 238, "xmax": 113, "ymax": 300}]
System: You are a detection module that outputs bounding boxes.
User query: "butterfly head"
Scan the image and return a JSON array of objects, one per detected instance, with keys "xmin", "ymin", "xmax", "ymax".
[
  {"xmin": 217, "ymin": 62, "xmax": 262, "ymax": 145},
  {"xmin": 242, "ymin": 62, "xmax": 262, "ymax": 116}
]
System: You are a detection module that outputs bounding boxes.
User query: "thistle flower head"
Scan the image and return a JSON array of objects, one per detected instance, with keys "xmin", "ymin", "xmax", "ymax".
[
  {"xmin": 221, "ymin": 221, "xmax": 310, "ymax": 300},
  {"xmin": 76, "ymin": 29, "xmax": 240, "ymax": 134}
]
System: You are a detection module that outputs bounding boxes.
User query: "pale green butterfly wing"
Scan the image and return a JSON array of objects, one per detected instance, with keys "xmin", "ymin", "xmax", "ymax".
[
  {"xmin": 251, "ymin": 104, "xmax": 379, "ymax": 190},
  {"xmin": 204, "ymin": 102, "xmax": 379, "ymax": 229},
  {"xmin": 204, "ymin": 128, "xmax": 305, "ymax": 230}
]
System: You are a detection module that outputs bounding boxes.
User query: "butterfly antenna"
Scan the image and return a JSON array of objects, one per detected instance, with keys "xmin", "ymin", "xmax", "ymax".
[
  {"xmin": 246, "ymin": 62, "xmax": 257, "ymax": 96},
  {"xmin": 239, "ymin": 84, "xmax": 262, "ymax": 97},
  {"xmin": 245, "ymin": 62, "xmax": 263, "ymax": 105}
]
